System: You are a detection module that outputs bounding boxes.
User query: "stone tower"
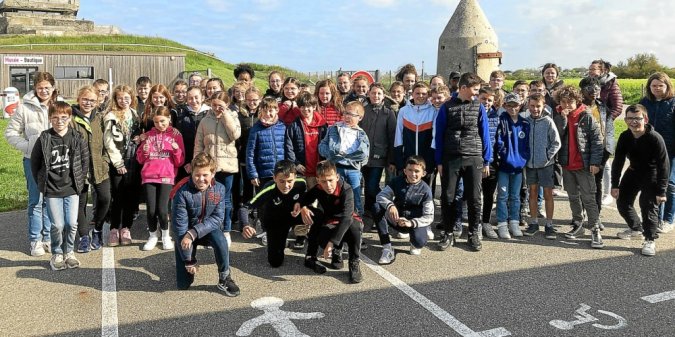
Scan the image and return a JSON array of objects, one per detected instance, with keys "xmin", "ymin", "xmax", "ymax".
[{"xmin": 437, "ymin": 0, "xmax": 501, "ymax": 82}]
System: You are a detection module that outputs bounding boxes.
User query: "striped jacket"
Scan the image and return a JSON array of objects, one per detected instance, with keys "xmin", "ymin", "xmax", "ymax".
[{"xmin": 394, "ymin": 101, "xmax": 437, "ymax": 170}]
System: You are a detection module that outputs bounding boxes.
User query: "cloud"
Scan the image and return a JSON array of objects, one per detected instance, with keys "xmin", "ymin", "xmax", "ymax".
[
  {"xmin": 204, "ymin": 0, "xmax": 229, "ymax": 12},
  {"xmin": 366, "ymin": 0, "xmax": 396, "ymax": 8}
]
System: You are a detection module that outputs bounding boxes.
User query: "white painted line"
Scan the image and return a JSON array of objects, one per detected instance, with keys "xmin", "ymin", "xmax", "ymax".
[
  {"xmin": 361, "ymin": 255, "xmax": 511, "ymax": 337},
  {"xmin": 101, "ymin": 247, "xmax": 119, "ymax": 337},
  {"xmin": 641, "ymin": 290, "xmax": 675, "ymax": 304}
]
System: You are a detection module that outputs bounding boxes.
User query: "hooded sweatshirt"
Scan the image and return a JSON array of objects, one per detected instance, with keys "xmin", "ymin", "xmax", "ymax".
[
  {"xmin": 136, "ymin": 126, "xmax": 185, "ymax": 185},
  {"xmin": 495, "ymin": 113, "xmax": 530, "ymax": 173},
  {"xmin": 301, "ymin": 112, "xmax": 326, "ymax": 176}
]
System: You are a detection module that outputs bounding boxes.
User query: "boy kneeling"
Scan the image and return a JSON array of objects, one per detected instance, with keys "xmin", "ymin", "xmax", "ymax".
[
  {"xmin": 297, "ymin": 160, "xmax": 364, "ymax": 283},
  {"xmin": 241, "ymin": 160, "xmax": 307, "ymax": 267},
  {"xmin": 376, "ymin": 156, "xmax": 434, "ymax": 265},
  {"xmin": 171, "ymin": 153, "xmax": 240, "ymax": 296}
]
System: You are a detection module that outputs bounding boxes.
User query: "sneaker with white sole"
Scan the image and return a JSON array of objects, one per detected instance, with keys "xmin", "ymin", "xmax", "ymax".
[
  {"xmin": 482, "ymin": 223, "xmax": 498, "ymax": 239},
  {"xmin": 544, "ymin": 226, "xmax": 557, "ymax": 240},
  {"xmin": 591, "ymin": 228, "xmax": 604, "ymax": 249},
  {"xmin": 641, "ymin": 240, "xmax": 656, "ymax": 256},
  {"xmin": 508, "ymin": 220, "xmax": 523, "ymax": 237},
  {"xmin": 410, "ymin": 245, "xmax": 422, "ymax": 256},
  {"xmin": 657, "ymin": 221, "xmax": 674, "ymax": 234},
  {"xmin": 142, "ymin": 230, "xmax": 159, "ymax": 251},
  {"xmin": 50, "ymin": 254, "xmax": 66, "ymax": 271},
  {"xmin": 30, "ymin": 240, "xmax": 46, "ymax": 257},
  {"xmin": 42, "ymin": 241, "xmax": 51, "ymax": 253},
  {"xmin": 77, "ymin": 234, "xmax": 91, "ymax": 253},
  {"xmin": 119, "ymin": 228, "xmax": 132, "ymax": 245},
  {"xmin": 64, "ymin": 252, "xmax": 80, "ymax": 269},
  {"xmin": 108, "ymin": 228, "xmax": 120, "ymax": 247},
  {"xmin": 378, "ymin": 245, "xmax": 395, "ymax": 265},
  {"xmin": 617, "ymin": 229, "xmax": 643, "ymax": 240},
  {"xmin": 497, "ymin": 222, "xmax": 511, "ymax": 239},
  {"xmin": 601, "ymin": 194, "xmax": 614, "ymax": 205},
  {"xmin": 426, "ymin": 227, "xmax": 435, "ymax": 240},
  {"xmin": 161, "ymin": 233, "xmax": 174, "ymax": 250},
  {"xmin": 396, "ymin": 231, "xmax": 410, "ymax": 239},
  {"xmin": 564, "ymin": 221, "xmax": 585, "ymax": 239}
]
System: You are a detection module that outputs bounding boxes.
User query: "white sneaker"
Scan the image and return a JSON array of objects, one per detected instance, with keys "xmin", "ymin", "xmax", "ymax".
[
  {"xmin": 64, "ymin": 252, "xmax": 80, "ymax": 269},
  {"xmin": 142, "ymin": 230, "xmax": 159, "ymax": 251},
  {"xmin": 42, "ymin": 241, "xmax": 51, "ymax": 253},
  {"xmin": 396, "ymin": 232, "xmax": 410, "ymax": 239},
  {"xmin": 378, "ymin": 245, "xmax": 395, "ymax": 265},
  {"xmin": 497, "ymin": 222, "xmax": 511, "ymax": 239},
  {"xmin": 223, "ymin": 231, "xmax": 232, "ymax": 248},
  {"xmin": 256, "ymin": 231, "xmax": 268, "ymax": 246},
  {"xmin": 601, "ymin": 194, "xmax": 614, "ymax": 205},
  {"xmin": 50, "ymin": 254, "xmax": 66, "ymax": 271},
  {"xmin": 617, "ymin": 229, "xmax": 643, "ymax": 240},
  {"xmin": 426, "ymin": 227, "xmax": 434, "ymax": 240},
  {"xmin": 641, "ymin": 240, "xmax": 656, "ymax": 256},
  {"xmin": 161, "ymin": 232, "xmax": 174, "ymax": 251},
  {"xmin": 30, "ymin": 241, "xmax": 46, "ymax": 256},
  {"xmin": 509, "ymin": 220, "xmax": 523, "ymax": 237},
  {"xmin": 410, "ymin": 245, "xmax": 422, "ymax": 256},
  {"xmin": 657, "ymin": 222, "xmax": 674, "ymax": 234}
]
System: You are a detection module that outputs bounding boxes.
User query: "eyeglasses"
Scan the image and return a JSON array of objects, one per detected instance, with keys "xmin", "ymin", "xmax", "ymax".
[
  {"xmin": 344, "ymin": 112, "xmax": 360, "ymax": 118},
  {"xmin": 50, "ymin": 116, "xmax": 70, "ymax": 123},
  {"xmin": 98, "ymin": 90, "xmax": 109, "ymax": 94},
  {"xmin": 625, "ymin": 117, "xmax": 644, "ymax": 123}
]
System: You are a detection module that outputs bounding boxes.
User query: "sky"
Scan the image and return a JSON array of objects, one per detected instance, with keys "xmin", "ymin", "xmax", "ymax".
[{"xmin": 79, "ymin": 0, "xmax": 675, "ymax": 75}]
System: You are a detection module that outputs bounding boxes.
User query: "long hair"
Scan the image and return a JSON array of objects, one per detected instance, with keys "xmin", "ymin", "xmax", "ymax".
[
  {"xmin": 143, "ymin": 84, "xmax": 174, "ymax": 127},
  {"xmin": 33, "ymin": 71, "xmax": 58, "ymax": 105},
  {"xmin": 314, "ymin": 78, "xmax": 343, "ymax": 112},
  {"xmin": 645, "ymin": 72, "xmax": 674, "ymax": 101}
]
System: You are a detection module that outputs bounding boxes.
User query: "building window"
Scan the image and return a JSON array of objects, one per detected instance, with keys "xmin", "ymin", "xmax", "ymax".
[{"xmin": 54, "ymin": 66, "xmax": 94, "ymax": 80}]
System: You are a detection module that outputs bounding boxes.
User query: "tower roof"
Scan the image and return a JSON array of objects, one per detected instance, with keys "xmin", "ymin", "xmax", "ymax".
[{"xmin": 440, "ymin": 0, "xmax": 497, "ymax": 41}]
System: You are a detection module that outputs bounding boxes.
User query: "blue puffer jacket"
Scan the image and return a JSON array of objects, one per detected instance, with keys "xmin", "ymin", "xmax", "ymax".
[
  {"xmin": 640, "ymin": 97, "xmax": 675, "ymax": 157},
  {"xmin": 246, "ymin": 119, "xmax": 286, "ymax": 179},
  {"xmin": 494, "ymin": 114, "xmax": 530, "ymax": 173}
]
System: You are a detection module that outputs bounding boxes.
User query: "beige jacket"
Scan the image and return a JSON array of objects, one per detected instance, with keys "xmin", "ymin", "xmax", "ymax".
[{"xmin": 195, "ymin": 109, "xmax": 241, "ymax": 173}]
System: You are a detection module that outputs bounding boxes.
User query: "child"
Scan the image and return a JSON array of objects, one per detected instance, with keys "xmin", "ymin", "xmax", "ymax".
[
  {"xmin": 278, "ymin": 77, "xmax": 301, "ymax": 125},
  {"xmin": 103, "ymin": 85, "xmax": 142, "ymax": 246},
  {"xmin": 512, "ymin": 80, "xmax": 530, "ymax": 113},
  {"xmin": 434, "ymin": 72, "xmax": 492, "ymax": 251},
  {"xmin": 297, "ymin": 160, "xmax": 364, "ymax": 283},
  {"xmin": 430, "ymin": 85, "xmax": 450, "ymax": 110},
  {"xmin": 494, "ymin": 94, "xmax": 530, "ymax": 239},
  {"xmin": 612, "ymin": 104, "xmax": 669, "ymax": 256},
  {"xmin": 172, "ymin": 79, "xmax": 188, "ymax": 107},
  {"xmin": 135, "ymin": 76, "xmax": 152, "ymax": 118},
  {"xmin": 479, "ymin": 87, "xmax": 500, "ymax": 238},
  {"xmin": 265, "ymin": 71, "xmax": 284, "ymax": 102},
  {"xmin": 344, "ymin": 76, "xmax": 369, "ymax": 104},
  {"xmin": 429, "ymin": 75, "xmax": 446, "ymax": 92},
  {"xmin": 360, "ymin": 83, "xmax": 397, "ymax": 219},
  {"xmin": 315, "ymin": 79, "xmax": 343, "ymax": 126},
  {"xmin": 93, "ymin": 78, "xmax": 110, "ymax": 113},
  {"xmin": 188, "ymin": 72, "xmax": 203, "ymax": 88},
  {"xmin": 241, "ymin": 160, "xmax": 308, "ymax": 266},
  {"xmin": 394, "ymin": 82, "xmax": 437, "ymax": 184},
  {"xmin": 336, "ymin": 73, "xmax": 352, "ymax": 97},
  {"xmin": 299, "ymin": 83, "xmax": 311, "ymax": 94},
  {"xmin": 376, "ymin": 156, "xmax": 434, "ymax": 265},
  {"xmin": 195, "ymin": 91, "xmax": 241, "ymax": 245},
  {"xmin": 171, "ymin": 153, "xmax": 240, "ymax": 296},
  {"xmin": 389, "ymin": 81, "xmax": 407, "ymax": 112},
  {"xmin": 174, "ymin": 86, "xmax": 210, "ymax": 180},
  {"xmin": 395, "ymin": 64, "xmax": 418, "ymax": 103},
  {"xmin": 31, "ymin": 102, "xmax": 89, "ymax": 270},
  {"xmin": 524, "ymin": 93, "xmax": 561, "ymax": 239},
  {"xmin": 554, "ymin": 85, "xmax": 604, "ymax": 248},
  {"xmin": 232, "ymin": 87, "xmax": 261, "ymax": 228},
  {"xmin": 141, "ymin": 84, "xmax": 176, "ymax": 133},
  {"xmin": 488, "ymin": 70, "xmax": 506, "ymax": 94},
  {"xmin": 234, "ymin": 63, "xmax": 255, "ymax": 85},
  {"xmin": 319, "ymin": 101, "xmax": 370, "ymax": 216},
  {"xmin": 229, "ymin": 80, "xmax": 248, "ymax": 113},
  {"xmin": 205, "ymin": 78, "xmax": 225, "ymax": 100},
  {"xmin": 137, "ymin": 106, "xmax": 185, "ymax": 251},
  {"xmin": 246, "ymin": 97, "xmax": 287, "ymax": 189}
]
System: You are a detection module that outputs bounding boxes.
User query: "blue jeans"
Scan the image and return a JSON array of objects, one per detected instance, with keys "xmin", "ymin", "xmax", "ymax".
[
  {"xmin": 659, "ymin": 156, "xmax": 675, "ymax": 223},
  {"xmin": 46, "ymin": 195, "xmax": 79, "ymax": 255},
  {"xmin": 497, "ymin": 171, "xmax": 522, "ymax": 223},
  {"xmin": 23, "ymin": 158, "xmax": 50, "ymax": 242},
  {"xmin": 175, "ymin": 230, "xmax": 230, "ymax": 289},
  {"xmin": 337, "ymin": 167, "xmax": 363, "ymax": 215},
  {"xmin": 362, "ymin": 166, "xmax": 385, "ymax": 214},
  {"xmin": 215, "ymin": 172, "xmax": 234, "ymax": 232}
]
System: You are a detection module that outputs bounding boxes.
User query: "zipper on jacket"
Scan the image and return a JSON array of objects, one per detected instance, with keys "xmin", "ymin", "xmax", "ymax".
[{"xmin": 199, "ymin": 188, "xmax": 207, "ymax": 223}]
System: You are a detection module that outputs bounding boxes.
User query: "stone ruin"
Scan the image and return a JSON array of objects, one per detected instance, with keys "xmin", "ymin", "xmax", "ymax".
[{"xmin": 0, "ymin": 0, "xmax": 121, "ymax": 36}]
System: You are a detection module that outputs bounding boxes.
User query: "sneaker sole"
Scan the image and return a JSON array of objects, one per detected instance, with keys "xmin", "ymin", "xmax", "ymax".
[
  {"xmin": 66, "ymin": 262, "xmax": 80, "ymax": 269},
  {"xmin": 523, "ymin": 232, "xmax": 537, "ymax": 237},
  {"xmin": 641, "ymin": 251, "xmax": 656, "ymax": 257},
  {"xmin": 591, "ymin": 243, "xmax": 604, "ymax": 249},
  {"xmin": 216, "ymin": 284, "xmax": 241, "ymax": 297},
  {"xmin": 50, "ymin": 262, "xmax": 66, "ymax": 271}
]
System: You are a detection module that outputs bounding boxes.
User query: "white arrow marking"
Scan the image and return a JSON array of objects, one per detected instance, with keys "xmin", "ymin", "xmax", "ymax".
[
  {"xmin": 362, "ymin": 255, "xmax": 511, "ymax": 337},
  {"xmin": 642, "ymin": 290, "xmax": 675, "ymax": 304}
]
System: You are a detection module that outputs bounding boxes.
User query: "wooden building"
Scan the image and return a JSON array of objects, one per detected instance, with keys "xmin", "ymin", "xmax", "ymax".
[{"xmin": 0, "ymin": 50, "xmax": 185, "ymax": 98}]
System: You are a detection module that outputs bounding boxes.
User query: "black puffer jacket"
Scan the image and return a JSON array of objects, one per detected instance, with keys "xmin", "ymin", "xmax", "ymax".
[{"xmin": 359, "ymin": 102, "xmax": 397, "ymax": 167}]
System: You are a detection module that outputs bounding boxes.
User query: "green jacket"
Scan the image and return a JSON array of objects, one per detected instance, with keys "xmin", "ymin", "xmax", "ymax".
[{"xmin": 71, "ymin": 105, "xmax": 110, "ymax": 185}]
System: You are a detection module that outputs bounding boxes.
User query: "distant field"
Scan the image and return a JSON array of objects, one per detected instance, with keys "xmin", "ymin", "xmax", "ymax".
[{"xmin": 505, "ymin": 79, "xmax": 647, "ymax": 105}]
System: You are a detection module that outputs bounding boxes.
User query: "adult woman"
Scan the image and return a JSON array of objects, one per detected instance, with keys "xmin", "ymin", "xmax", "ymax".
[
  {"xmin": 70, "ymin": 86, "xmax": 111, "ymax": 252},
  {"xmin": 264, "ymin": 71, "xmax": 284, "ymax": 102},
  {"xmin": 5, "ymin": 71, "xmax": 58, "ymax": 256},
  {"xmin": 541, "ymin": 63, "xmax": 564, "ymax": 109},
  {"xmin": 639, "ymin": 72, "xmax": 675, "ymax": 233},
  {"xmin": 588, "ymin": 59, "xmax": 624, "ymax": 120}
]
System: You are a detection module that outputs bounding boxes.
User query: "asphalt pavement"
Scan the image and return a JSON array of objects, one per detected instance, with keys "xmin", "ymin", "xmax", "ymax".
[{"xmin": 1, "ymin": 192, "xmax": 674, "ymax": 337}]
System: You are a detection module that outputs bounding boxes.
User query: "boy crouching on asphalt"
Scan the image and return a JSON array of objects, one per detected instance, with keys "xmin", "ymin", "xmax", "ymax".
[
  {"xmin": 297, "ymin": 160, "xmax": 364, "ymax": 283},
  {"xmin": 376, "ymin": 156, "xmax": 434, "ymax": 265},
  {"xmin": 612, "ymin": 104, "xmax": 669, "ymax": 256},
  {"xmin": 171, "ymin": 153, "xmax": 240, "ymax": 296},
  {"xmin": 240, "ymin": 160, "xmax": 308, "ymax": 267}
]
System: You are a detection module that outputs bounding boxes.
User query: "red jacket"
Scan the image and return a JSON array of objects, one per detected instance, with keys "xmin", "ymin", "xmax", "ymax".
[
  {"xmin": 278, "ymin": 101, "xmax": 300, "ymax": 125},
  {"xmin": 319, "ymin": 104, "xmax": 342, "ymax": 126}
]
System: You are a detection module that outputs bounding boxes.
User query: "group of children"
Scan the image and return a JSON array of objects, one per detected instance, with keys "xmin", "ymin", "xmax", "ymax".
[{"xmin": 5, "ymin": 62, "xmax": 673, "ymax": 295}]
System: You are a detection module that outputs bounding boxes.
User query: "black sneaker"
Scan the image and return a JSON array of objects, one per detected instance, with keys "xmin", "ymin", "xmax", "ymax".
[
  {"xmin": 453, "ymin": 223, "xmax": 463, "ymax": 238},
  {"xmin": 438, "ymin": 232, "xmax": 454, "ymax": 251},
  {"xmin": 523, "ymin": 224, "xmax": 539, "ymax": 237},
  {"xmin": 348, "ymin": 260, "xmax": 363, "ymax": 283},
  {"xmin": 328, "ymin": 249, "xmax": 344, "ymax": 269},
  {"xmin": 544, "ymin": 226, "xmax": 557, "ymax": 240},
  {"xmin": 292, "ymin": 236, "xmax": 306, "ymax": 250},
  {"xmin": 468, "ymin": 234, "xmax": 482, "ymax": 251},
  {"xmin": 564, "ymin": 221, "xmax": 585, "ymax": 239},
  {"xmin": 217, "ymin": 275, "xmax": 240, "ymax": 297},
  {"xmin": 304, "ymin": 257, "xmax": 327, "ymax": 274}
]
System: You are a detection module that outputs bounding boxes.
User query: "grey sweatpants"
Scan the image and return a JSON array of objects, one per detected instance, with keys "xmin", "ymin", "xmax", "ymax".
[{"xmin": 563, "ymin": 169, "xmax": 599, "ymax": 227}]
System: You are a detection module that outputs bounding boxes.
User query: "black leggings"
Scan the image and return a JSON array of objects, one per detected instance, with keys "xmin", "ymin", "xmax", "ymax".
[
  {"xmin": 109, "ymin": 165, "xmax": 140, "ymax": 230},
  {"xmin": 145, "ymin": 183, "xmax": 172, "ymax": 232},
  {"xmin": 76, "ymin": 180, "xmax": 112, "ymax": 237}
]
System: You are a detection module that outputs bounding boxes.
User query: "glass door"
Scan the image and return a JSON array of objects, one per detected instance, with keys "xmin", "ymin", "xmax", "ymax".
[{"xmin": 10, "ymin": 67, "xmax": 38, "ymax": 96}]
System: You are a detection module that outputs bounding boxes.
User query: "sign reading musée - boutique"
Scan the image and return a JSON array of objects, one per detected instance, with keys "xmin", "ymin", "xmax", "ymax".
[{"xmin": 3, "ymin": 56, "xmax": 44, "ymax": 65}]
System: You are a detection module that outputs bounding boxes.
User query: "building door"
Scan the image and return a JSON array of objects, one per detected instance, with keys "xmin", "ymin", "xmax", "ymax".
[{"xmin": 10, "ymin": 67, "xmax": 38, "ymax": 96}]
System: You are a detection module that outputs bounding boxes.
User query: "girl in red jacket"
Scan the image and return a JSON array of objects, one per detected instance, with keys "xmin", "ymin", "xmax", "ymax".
[
  {"xmin": 137, "ymin": 106, "xmax": 185, "ymax": 251},
  {"xmin": 278, "ymin": 77, "xmax": 301, "ymax": 125},
  {"xmin": 314, "ymin": 79, "xmax": 343, "ymax": 126}
]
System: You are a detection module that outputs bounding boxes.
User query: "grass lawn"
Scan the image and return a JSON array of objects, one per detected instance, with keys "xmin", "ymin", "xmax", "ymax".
[{"xmin": 0, "ymin": 119, "xmax": 28, "ymax": 212}]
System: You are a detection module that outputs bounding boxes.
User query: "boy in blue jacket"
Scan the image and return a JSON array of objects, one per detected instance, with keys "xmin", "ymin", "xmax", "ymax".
[
  {"xmin": 171, "ymin": 153, "xmax": 240, "ymax": 296},
  {"xmin": 494, "ymin": 93, "xmax": 530, "ymax": 239}
]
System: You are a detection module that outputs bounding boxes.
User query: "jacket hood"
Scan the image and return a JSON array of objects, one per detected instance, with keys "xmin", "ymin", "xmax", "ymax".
[
  {"xmin": 546, "ymin": 79, "xmax": 564, "ymax": 91},
  {"xmin": 188, "ymin": 104, "xmax": 210, "ymax": 114},
  {"xmin": 302, "ymin": 111, "xmax": 326, "ymax": 128},
  {"xmin": 599, "ymin": 72, "xmax": 617, "ymax": 86}
]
